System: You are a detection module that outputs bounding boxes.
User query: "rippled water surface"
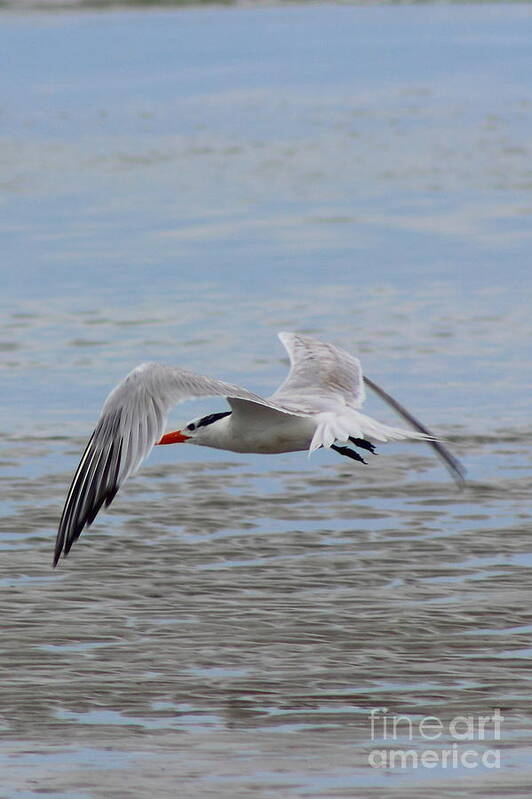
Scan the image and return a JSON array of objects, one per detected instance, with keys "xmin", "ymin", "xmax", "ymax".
[{"xmin": 1, "ymin": 3, "xmax": 532, "ymax": 797}]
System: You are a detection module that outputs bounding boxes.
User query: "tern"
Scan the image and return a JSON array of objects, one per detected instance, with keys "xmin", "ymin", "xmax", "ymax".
[{"xmin": 54, "ymin": 332, "xmax": 464, "ymax": 566}]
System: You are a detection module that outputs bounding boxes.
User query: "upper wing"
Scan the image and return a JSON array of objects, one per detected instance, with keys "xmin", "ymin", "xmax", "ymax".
[
  {"xmin": 270, "ymin": 332, "xmax": 365, "ymax": 412},
  {"xmin": 54, "ymin": 363, "xmax": 302, "ymax": 566}
]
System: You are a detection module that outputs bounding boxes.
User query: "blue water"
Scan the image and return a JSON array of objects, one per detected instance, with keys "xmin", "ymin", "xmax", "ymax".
[{"xmin": 1, "ymin": 3, "xmax": 532, "ymax": 798}]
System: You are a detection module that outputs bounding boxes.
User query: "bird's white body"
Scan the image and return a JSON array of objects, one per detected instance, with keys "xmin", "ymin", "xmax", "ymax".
[
  {"xmin": 54, "ymin": 331, "xmax": 464, "ymax": 565},
  {"xmin": 190, "ymin": 408, "xmax": 317, "ymax": 454}
]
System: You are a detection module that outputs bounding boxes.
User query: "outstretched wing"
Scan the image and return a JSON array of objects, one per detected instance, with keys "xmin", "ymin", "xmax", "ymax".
[
  {"xmin": 363, "ymin": 375, "xmax": 466, "ymax": 486},
  {"xmin": 54, "ymin": 363, "xmax": 300, "ymax": 566},
  {"xmin": 270, "ymin": 332, "xmax": 365, "ymax": 412}
]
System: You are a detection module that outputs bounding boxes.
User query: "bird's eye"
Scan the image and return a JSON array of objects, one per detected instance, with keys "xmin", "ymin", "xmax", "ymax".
[{"xmin": 186, "ymin": 423, "xmax": 195, "ymax": 431}]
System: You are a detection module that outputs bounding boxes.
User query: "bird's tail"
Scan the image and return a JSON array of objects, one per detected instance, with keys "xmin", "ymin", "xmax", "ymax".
[{"xmin": 309, "ymin": 410, "xmax": 436, "ymax": 454}]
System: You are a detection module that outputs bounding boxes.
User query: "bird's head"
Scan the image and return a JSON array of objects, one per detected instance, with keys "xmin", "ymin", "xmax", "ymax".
[{"xmin": 157, "ymin": 411, "xmax": 231, "ymax": 446}]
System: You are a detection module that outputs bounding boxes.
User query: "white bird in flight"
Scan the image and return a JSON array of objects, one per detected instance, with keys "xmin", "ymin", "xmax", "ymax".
[{"xmin": 54, "ymin": 332, "xmax": 464, "ymax": 566}]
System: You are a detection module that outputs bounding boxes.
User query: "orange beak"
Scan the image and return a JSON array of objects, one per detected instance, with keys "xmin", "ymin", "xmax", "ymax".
[{"xmin": 157, "ymin": 430, "xmax": 191, "ymax": 445}]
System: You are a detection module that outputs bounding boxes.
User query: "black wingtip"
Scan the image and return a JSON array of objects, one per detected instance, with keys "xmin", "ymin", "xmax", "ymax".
[
  {"xmin": 53, "ymin": 530, "xmax": 66, "ymax": 568},
  {"xmin": 53, "ymin": 423, "xmax": 123, "ymax": 566}
]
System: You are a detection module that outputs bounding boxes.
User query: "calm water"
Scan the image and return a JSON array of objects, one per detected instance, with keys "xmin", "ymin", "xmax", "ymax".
[{"xmin": 1, "ymin": 3, "xmax": 532, "ymax": 797}]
